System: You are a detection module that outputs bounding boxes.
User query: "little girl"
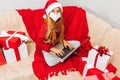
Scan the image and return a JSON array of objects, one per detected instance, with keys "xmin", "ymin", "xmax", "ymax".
[
  {"xmin": 18, "ymin": 0, "xmax": 92, "ymax": 79},
  {"xmin": 37, "ymin": 0, "xmax": 80, "ymax": 66}
]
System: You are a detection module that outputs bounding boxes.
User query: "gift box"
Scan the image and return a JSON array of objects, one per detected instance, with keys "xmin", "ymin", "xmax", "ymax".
[
  {"xmin": 87, "ymin": 45, "xmax": 113, "ymax": 71},
  {"xmin": 80, "ymin": 57, "xmax": 103, "ymax": 77},
  {"xmin": 80, "ymin": 57, "xmax": 115, "ymax": 77},
  {"xmin": 3, "ymin": 42, "xmax": 28, "ymax": 63},
  {"xmin": 85, "ymin": 72, "xmax": 118, "ymax": 80},
  {"xmin": 0, "ymin": 31, "xmax": 28, "ymax": 48},
  {"xmin": 83, "ymin": 63, "xmax": 117, "ymax": 77},
  {"xmin": 0, "ymin": 47, "xmax": 6, "ymax": 66},
  {"xmin": 0, "ymin": 31, "xmax": 28, "ymax": 63},
  {"xmin": 81, "ymin": 57, "xmax": 105, "ymax": 77}
]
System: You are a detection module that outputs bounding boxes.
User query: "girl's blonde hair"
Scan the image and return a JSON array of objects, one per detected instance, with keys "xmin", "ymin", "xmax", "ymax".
[{"xmin": 44, "ymin": 13, "xmax": 64, "ymax": 46}]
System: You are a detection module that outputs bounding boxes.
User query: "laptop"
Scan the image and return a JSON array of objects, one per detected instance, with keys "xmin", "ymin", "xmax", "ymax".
[
  {"xmin": 49, "ymin": 38, "xmax": 90, "ymax": 62},
  {"xmin": 49, "ymin": 42, "xmax": 80, "ymax": 62}
]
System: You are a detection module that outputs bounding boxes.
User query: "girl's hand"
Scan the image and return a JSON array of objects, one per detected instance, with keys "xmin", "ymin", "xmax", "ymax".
[
  {"xmin": 50, "ymin": 47, "xmax": 64, "ymax": 56},
  {"xmin": 63, "ymin": 40, "xmax": 74, "ymax": 50}
]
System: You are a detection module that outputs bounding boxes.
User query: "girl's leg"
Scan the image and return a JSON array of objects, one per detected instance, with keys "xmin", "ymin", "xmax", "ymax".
[
  {"xmin": 42, "ymin": 40, "xmax": 80, "ymax": 66},
  {"xmin": 67, "ymin": 40, "xmax": 80, "ymax": 49},
  {"xmin": 42, "ymin": 50, "xmax": 60, "ymax": 66}
]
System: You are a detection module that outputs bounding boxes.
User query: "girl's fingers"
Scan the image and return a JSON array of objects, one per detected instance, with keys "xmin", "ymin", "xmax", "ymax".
[
  {"xmin": 61, "ymin": 50, "xmax": 65, "ymax": 54},
  {"xmin": 69, "ymin": 45, "xmax": 74, "ymax": 50},
  {"xmin": 57, "ymin": 49, "xmax": 64, "ymax": 56}
]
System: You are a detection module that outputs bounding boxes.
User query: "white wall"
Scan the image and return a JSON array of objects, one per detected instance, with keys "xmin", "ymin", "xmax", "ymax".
[
  {"xmin": 0, "ymin": 0, "xmax": 120, "ymax": 29},
  {"xmin": 0, "ymin": 0, "xmax": 80, "ymax": 11},
  {"xmin": 80, "ymin": 0, "xmax": 120, "ymax": 29}
]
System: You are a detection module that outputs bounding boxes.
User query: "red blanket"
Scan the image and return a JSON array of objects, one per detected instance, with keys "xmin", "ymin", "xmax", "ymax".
[{"xmin": 18, "ymin": 6, "xmax": 92, "ymax": 80}]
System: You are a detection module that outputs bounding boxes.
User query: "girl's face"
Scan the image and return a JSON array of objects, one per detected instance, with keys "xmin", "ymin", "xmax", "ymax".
[
  {"xmin": 51, "ymin": 7, "xmax": 61, "ymax": 14},
  {"xmin": 49, "ymin": 7, "xmax": 61, "ymax": 22}
]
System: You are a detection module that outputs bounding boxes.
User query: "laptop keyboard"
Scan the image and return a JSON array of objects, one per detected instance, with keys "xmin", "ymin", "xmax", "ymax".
[{"xmin": 59, "ymin": 47, "xmax": 74, "ymax": 59}]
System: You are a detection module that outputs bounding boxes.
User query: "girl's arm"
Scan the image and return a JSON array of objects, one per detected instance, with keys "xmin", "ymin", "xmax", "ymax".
[
  {"xmin": 36, "ymin": 37, "xmax": 53, "ymax": 52},
  {"xmin": 35, "ymin": 24, "xmax": 53, "ymax": 52}
]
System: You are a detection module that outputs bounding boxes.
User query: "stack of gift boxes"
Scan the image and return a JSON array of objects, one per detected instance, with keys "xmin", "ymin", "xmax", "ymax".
[
  {"xmin": 79, "ymin": 45, "xmax": 120, "ymax": 80},
  {"xmin": 0, "ymin": 30, "xmax": 28, "ymax": 65}
]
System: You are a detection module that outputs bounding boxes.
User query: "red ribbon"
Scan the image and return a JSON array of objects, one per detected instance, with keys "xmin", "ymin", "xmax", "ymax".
[
  {"xmin": 14, "ymin": 48, "xmax": 21, "ymax": 61},
  {"xmin": 93, "ymin": 46, "xmax": 111, "ymax": 67},
  {"xmin": 4, "ymin": 47, "xmax": 21, "ymax": 61}
]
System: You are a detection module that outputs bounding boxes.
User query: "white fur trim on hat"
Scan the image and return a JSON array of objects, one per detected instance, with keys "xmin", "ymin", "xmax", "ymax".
[{"xmin": 46, "ymin": 2, "xmax": 63, "ymax": 15}]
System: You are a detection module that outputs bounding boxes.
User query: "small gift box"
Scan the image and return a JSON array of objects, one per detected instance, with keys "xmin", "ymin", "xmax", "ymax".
[
  {"xmin": 82, "ymin": 63, "xmax": 117, "ymax": 77},
  {"xmin": 85, "ymin": 72, "xmax": 118, "ymax": 80},
  {"xmin": 0, "ymin": 47, "xmax": 6, "ymax": 66},
  {"xmin": 0, "ymin": 31, "xmax": 29, "ymax": 63},
  {"xmin": 3, "ymin": 42, "xmax": 28, "ymax": 63},
  {"xmin": 80, "ymin": 57, "xmax": 116, "ymax": 77},
  {"xmin": 81, "ymin": 57, "xmax": 103, "ymax": 77},
  {"xmin": 87, "ymin": 45, "xmax": 113, "ymax": 71},
  {"xmin": 82, "ymin": 63, "xmax": 104, "ymax": 77},
  {"xmin": 0, "ymin": 31, "xmax": 28, "ymax": 48}
]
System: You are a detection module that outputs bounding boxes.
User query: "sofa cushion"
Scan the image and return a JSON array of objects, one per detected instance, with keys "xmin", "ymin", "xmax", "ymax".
[
  {"xmin": 99, "ymin": 28, "xmax": 120, "ymax": 77},
  {"xmin": 0, "ymin": 42, "xmax": 37, "ymax": 80},
  {"xmin": 0, "ymin": 11, "xmax": 32, "ymax": 42},
  {"xmin": 0, "ymin": 10, "xmax": 120, "ymax": 80},
  {"xmin": 86, "ymin": 12, "xmax": 112, "ymax": 46},
  {"xmin": 87, "ymin": 12, "xmax": 120, "ymax": 77}
]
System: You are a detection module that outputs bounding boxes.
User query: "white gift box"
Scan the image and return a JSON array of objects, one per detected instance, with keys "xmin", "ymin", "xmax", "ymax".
[
  {"xmin": 87, "ymin": 45, "xmax": 113, "ymax": 71},
  {"xmin": 82, "ymin": 57, "xmax": 108, "ymax": 77},
  {"xmin": 3, "ymin": 42, "xmax": 28, "ymax": 63}
]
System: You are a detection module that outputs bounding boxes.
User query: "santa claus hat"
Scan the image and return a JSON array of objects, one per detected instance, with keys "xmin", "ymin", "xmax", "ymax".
[{"xmin": 43, "ymin": 0, "xmax": 63, "ymax": 18}]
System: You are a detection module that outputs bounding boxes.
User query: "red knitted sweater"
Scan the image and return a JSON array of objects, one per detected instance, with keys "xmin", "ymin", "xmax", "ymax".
[{"xmin": 18, "ymin": 6, "xmax": 92, "ymax": 80}]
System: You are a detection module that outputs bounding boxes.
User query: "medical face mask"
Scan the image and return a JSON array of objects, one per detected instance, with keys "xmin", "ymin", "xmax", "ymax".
[{"xmin": 49, "ymin": 12, "xmax": 61, "ymax": 22}]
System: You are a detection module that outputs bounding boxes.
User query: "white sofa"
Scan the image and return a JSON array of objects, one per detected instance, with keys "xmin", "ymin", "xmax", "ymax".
[{"xmin": 0, "ymin": 9, "xmax": 120, "ymax": 80}]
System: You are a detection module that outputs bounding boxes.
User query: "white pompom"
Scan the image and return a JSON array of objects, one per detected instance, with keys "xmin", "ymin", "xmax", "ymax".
[{"xmin": 43, "ymin": 14, "xmax": 47, "ymax": 19}]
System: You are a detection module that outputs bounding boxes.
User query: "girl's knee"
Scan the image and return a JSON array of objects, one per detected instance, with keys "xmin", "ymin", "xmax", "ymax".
[
  {"xmin": 47, "ymin": 61, "xmax": 59, "ymax": 66},
  {"xmin": 74, "ymin": 41, "xmax": 80, "ymax": 47},
  {"xmin": 67, "ymin": 40, "xmax": 80, "ymax": 48}
]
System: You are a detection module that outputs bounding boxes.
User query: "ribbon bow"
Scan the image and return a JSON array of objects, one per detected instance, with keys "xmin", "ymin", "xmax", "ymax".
[
  {"xmin": 97, "ymin": 46, "xmax": 109, "ymax": 56},
  {"xmin": 0, "ymin": 31, "xmax": 29, "ymax": 48},
  {"xmin": 93, "ymin": 46, "xmax": 110, "ymax": 67}
]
